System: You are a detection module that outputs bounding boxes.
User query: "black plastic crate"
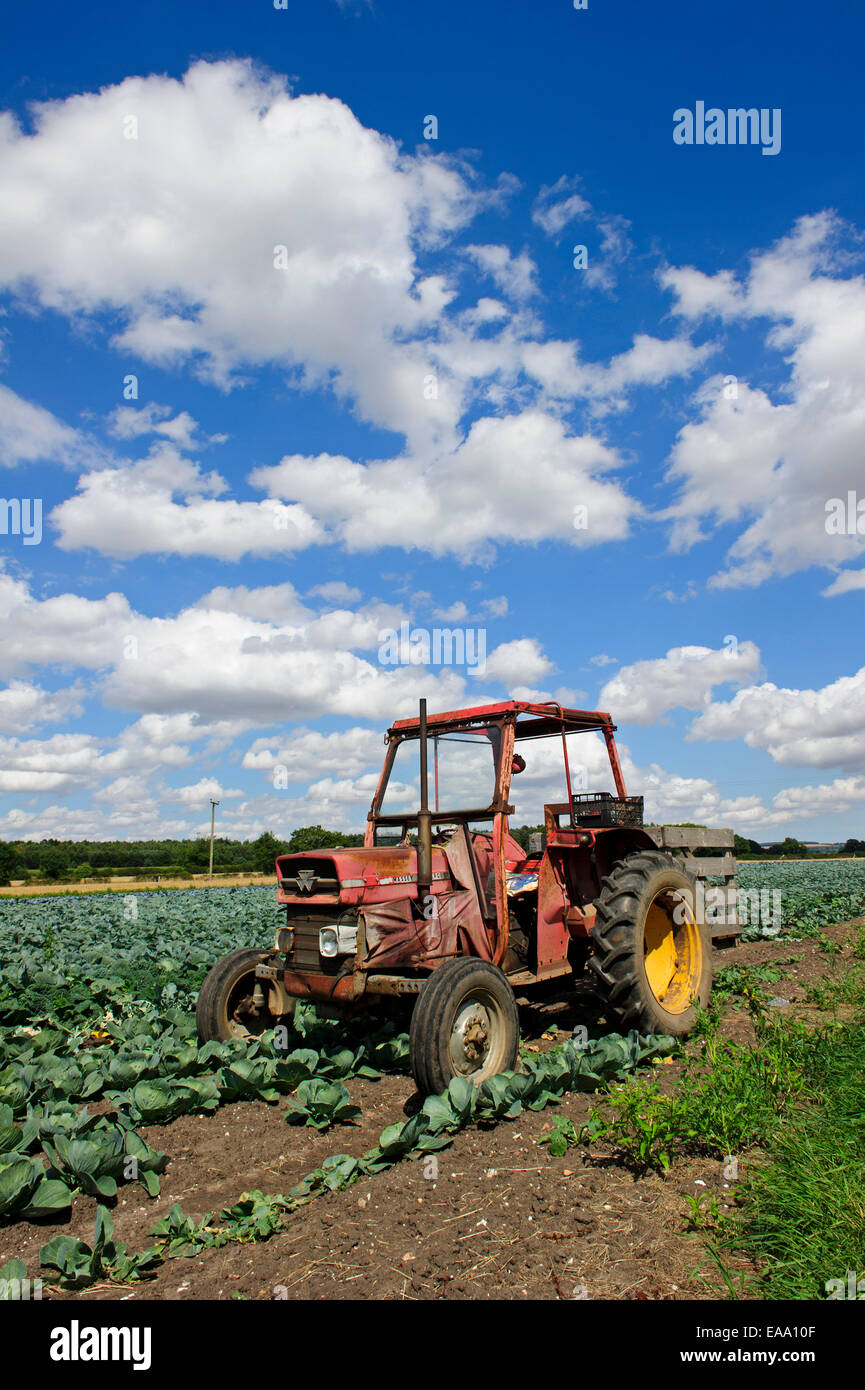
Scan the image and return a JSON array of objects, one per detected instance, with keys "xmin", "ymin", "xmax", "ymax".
[{"xmin": 572, "ymin": 792, "xmax": 644, "ymax": 828}]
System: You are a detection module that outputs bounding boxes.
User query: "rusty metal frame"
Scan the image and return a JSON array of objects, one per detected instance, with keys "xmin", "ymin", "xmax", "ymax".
[
  {"xmin": 275, "ymin": 700, "xmax": 632, "ymax": 1001},
  {"xmin": 389, "ymin": 699, "xmax": 619, "ymax": 741},
  {"xmin": 362, "ymin": 700, "xmax": 629, "ymax": 970}
]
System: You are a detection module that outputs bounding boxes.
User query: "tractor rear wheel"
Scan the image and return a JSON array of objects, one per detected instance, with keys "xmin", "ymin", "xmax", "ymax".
[
  {"xmin": 410, "ymin": 958, "xmax": 520, "ymax": 1096},
  {"xmin": 589, "ymin": 851, "xmax": 711, "ymax": 1036},
  {"xmin": 196, "ymin": 948, "xmax": 293, "ymax": 1042}
]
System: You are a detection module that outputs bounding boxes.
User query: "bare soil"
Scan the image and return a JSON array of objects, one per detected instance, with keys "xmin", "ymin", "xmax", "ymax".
[{"xmin": 2, "ymin": 922, "xmax": 858, "ymax": 1301}]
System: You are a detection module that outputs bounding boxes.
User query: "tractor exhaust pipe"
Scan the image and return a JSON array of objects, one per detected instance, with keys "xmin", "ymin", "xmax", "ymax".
[{"xmin": 417, "ymin": 698, "xmax": 432, "ymax": 902}]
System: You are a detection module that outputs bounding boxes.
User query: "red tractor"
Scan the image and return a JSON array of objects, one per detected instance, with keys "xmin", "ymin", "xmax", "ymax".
[{"xmin": 197, "ymin": 700, "xmax": 713, "ymax": 1095}]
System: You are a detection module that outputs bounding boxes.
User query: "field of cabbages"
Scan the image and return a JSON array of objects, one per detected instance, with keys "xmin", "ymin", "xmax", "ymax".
[{"xmin": 2, "ymin": 862, "xmax": 865, "ymax": 1301}]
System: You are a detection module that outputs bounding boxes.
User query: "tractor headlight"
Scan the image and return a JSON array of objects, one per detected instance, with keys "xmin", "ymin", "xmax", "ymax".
[
  {"xmin": 319, "ymin": 923, "xmax": 359, "ymax": 958},
  {"xmin": 319, "ymin": 928, "xmax": 339, "ymax": 958}
]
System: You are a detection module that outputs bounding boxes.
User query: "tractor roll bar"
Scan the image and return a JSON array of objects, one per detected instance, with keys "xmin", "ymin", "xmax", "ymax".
[{"xmin": 416, "ymin": 698, "xmax": 433, "ymax": 900}]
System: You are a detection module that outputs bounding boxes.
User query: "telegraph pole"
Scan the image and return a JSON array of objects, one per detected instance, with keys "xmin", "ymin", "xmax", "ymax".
[{"xmin": 208, "ymin": 799, "xmax": 219, "ymax": 879}]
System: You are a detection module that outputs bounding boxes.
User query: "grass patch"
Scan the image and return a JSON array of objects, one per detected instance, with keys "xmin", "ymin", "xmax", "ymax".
[
  {"xmin": 724, "ymin": 1021, "xmax": 865, "ymax": 1299},
  {"xmin": 579, "ymin": 1008, "xmax": 808, "ymax": 1173},
  {"xmin": 804, "ymin": 922, "xmax": 865, "ymax": 1014},
  {"xmin": 574, "ymin": 977, "xmax": 865, "ymax": 1299},
  {"xmin": 712, "ymin": 958, "xmax": 799, "ymax": 1008}
]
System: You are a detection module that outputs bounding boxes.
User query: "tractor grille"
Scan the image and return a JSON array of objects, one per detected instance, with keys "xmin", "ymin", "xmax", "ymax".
[
  {"xmin": 572, "ymin": 793, "xmax": 644, "ymax": 828},
  {"xmin": 278, "ymin": 858, "xmax": 341, "ymax": 896},
  {"xmin": 283, "ymin": 908, "xmax": 348, "ymax": 973}
]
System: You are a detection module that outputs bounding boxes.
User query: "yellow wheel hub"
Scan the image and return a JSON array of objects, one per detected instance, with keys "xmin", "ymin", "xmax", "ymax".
[{"xmin": 643, "ymin": 892, "xmax": 702, "ymax": 1014}]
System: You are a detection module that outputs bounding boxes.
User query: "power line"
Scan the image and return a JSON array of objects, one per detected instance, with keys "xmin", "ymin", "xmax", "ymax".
[{"xmin": 208, "ymin": 799, "xmax": 219, "ymax": 879}]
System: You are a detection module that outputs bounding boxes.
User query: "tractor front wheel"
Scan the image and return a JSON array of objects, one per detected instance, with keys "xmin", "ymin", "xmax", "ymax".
[
  {"xmin": 589, "ymin": 851, "xmax": 711, "ymax": 1036},
  {"xmin": 409, "ymin": 958, "xmax": 520, "ymax": 1096},
  {"xmin": 196, "ymin": 948, "xmax": 294, "ymax": 1043}
]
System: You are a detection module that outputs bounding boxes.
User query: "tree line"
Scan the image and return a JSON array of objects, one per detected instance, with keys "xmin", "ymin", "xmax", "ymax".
[
  {"xmin": 1, "ymin": 824, "xmax": 863, "ymax": 887},
  {"xmin": 734, "ymin": 835, "xmax": 865, "ymax": 858},
  {"xmin": 0, "ymin": 826, "xmax": 364, "ymax": 886}
]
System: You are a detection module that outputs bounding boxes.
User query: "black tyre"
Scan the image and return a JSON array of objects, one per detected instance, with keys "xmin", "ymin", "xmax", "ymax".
[
  {"xmin": 410, "ymin": 958, "xmax": 520, "ymax": 1096},
  {"xmin": 196, "ymin": 948, "xmax": 293, "ymax": 1042},
  {"xmin": 589, "ymin": 851, "xmax": 711, "ymax": 1036}
]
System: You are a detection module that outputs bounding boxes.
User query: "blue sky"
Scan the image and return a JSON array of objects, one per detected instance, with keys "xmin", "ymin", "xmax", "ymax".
[{"xmin": 0, "ymin": 0, "xmax": 863, "ymax": 843}]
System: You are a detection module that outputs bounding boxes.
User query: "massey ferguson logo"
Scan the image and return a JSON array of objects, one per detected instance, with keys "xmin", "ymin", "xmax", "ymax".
[{"xmin": 296, "ymin": 870, "xmax": 316, "ymax": 893}]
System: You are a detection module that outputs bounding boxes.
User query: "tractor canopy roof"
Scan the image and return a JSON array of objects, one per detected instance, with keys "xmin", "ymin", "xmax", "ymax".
[{"xmin": 389, "ymin": 700, "xmax": 616, "ymax": 742}]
